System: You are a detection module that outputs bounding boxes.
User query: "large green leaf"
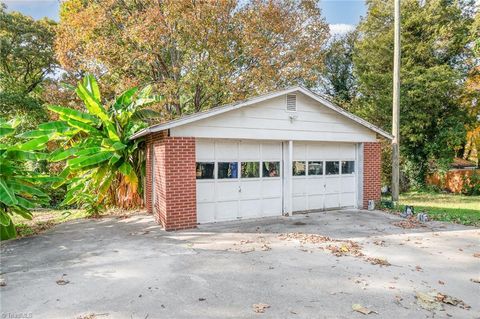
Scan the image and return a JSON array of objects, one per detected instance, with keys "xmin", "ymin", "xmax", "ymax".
[
  {"xmin": 0, "ymin": 127, "xmax": 15, "ymax": 138},
  {"xmin": 0, "ymin": 179, "xmax": 17, "ymax": 206},
  {"xmin": 84, "ymin": 74, "xmax": 101, "ymax": 101},
  {"xmin": 70, "ymin": 152, "xmax": 113, "ymax": 170},
  {"xmin": 76, "ymin": 81, "xmax": 109, "ymax": 122},
  {"xmin": 113, "ymin": 87, "xmax": 138, "ymax": 111},
  {"xmin": 0, "ymin": 211, "xmax": 11, "ymax": 226},
  {"xmin": 131, "ymin": 109, "xmax": 161, "ymax": 121},
  {"xmin": 9, "ymin": 181, "xmax": 49, "ymax": 200},
  {"xmin": 64, "ymin": 117, "xmax": 99, "ymax": 135},
  {"xmin": 4, "ymin": 150, "xmax": 40, "ymax": 161},
  {"xmin": 0, "ymin": 218, "xmax": 16, "ymax": 240},
  {"xmin": 15, "ymin": 196, "xmax": 36, "ymax": 209},
  {"xmin": 50, "ymin": 147, "xmax": 78, "ymax": 162},
  {"xmin": 16, "ymin": 130, "xmax": 55, "ymax": 139},
  {"xmin": 12, "ymin": 205, "xmax": 33, "ymax": 220},
  {"xmin": 48, "ymin": 105, "xmax": 98, "ymax": 125},
  {"xmin": 17, "ymin": 136, "xmax": 49, "ymax": 151},
  {"xmin": 38, "ymin": 120, "xmax": 70, "ymax": 132}
]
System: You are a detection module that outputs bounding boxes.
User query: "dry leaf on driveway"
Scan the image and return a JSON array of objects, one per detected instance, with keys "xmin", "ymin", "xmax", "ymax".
[
  {"xmin": 253, "ymin": 303, "xmax": 270, "ymax": 313},
  {"xmin": 352, "ymin": 303, "xmax": 377, "ymax": 315}
]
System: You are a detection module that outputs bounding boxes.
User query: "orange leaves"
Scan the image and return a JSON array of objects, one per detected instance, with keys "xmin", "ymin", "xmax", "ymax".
[{"xmin": 55, "ymin": 0, "xmax": 329, "ymax": 115}]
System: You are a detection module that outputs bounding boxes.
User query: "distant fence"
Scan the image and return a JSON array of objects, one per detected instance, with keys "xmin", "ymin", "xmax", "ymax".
[{"xmin": 426, "ymin": 169, "xmax": 479, "ymax": 193}]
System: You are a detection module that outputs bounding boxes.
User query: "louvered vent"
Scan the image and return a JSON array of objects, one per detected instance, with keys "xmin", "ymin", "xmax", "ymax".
[{"xmin": 286, "ymin": 94, "xmax": 297, "ymax": 112}]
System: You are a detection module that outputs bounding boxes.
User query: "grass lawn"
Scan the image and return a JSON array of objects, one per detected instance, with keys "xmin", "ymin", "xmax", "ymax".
[
  {"xmin": 12, "ymin": 209, "xmax": 90, "ymax": 238},
  {"xmin": 396, "ymin": 191, "xmax": 480, "ymax": 227}
]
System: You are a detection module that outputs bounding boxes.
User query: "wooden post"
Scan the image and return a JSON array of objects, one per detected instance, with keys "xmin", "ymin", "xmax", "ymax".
[{"xmin": 392, "ymin": 0, "xmax": 401, "ymax": 202}]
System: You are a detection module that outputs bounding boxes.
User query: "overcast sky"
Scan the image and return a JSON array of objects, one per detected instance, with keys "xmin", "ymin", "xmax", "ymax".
[{"xmin": 3, "ymin": 0, "xmax": 366, "ymax": 35}]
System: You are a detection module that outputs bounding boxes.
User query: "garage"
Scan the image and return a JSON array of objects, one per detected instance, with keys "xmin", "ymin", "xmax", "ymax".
[
  {"xmin": 134, "ymin": 86, "xmax": 392, "ymax": 230},
  {"xmin": 195, "ymin": 139, "xmax": 283, "ymax": 223},
  {"xmin": 292, "ymin": 142, "xmax": 359, "ymax": 212}
]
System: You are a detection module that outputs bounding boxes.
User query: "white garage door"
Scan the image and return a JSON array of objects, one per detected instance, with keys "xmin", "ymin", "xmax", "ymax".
[
  {"xmin": 196, "ymin": 139, "xmax": 283, "ymax": 223},
  {"xmin": 292, "ymin": 142, "xmax": 357, "ymax": 211}
]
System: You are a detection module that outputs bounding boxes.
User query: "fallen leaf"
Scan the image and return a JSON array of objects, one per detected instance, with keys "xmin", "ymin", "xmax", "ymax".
[
  {"xmin": 56, "ymin": 275, "xmax": 70, "ymax": 286},
  {"xmin": 253, "ymin": 303, "xmax": 270, "ymax": 313},
  {"xmin": 438, "ymin": 280, "xmax": 445, "ymax": 285},
  {"xmin": 416, "ymin": 291, "xmax": 442, "ymax": 311},
  {"xmin": 352, "ymin": 303, "xmax": 377, "ymax": 315},
  {"xmin": 470, "ymin": 278, "xmax": 480, "ymax": 284},
  {"xmin": 473, "ymin": 253, "xmax": 480, "ymax": 258}
]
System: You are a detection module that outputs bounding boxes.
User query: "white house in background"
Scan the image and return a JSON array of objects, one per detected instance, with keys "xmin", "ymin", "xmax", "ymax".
[{"xmin": 131, "ymin": 86, "xmax": 392, "ymax": 230}]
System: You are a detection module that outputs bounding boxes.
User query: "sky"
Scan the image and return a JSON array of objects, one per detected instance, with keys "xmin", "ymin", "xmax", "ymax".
[{"xmin": 2, "ymin": 0, "xmax": 366, "ymax": 35}]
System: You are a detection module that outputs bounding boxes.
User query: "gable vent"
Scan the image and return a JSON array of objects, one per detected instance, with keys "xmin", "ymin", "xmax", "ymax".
[{"xmin": 286, "ymin": 94, "xmax": 297, "ymax": 112}]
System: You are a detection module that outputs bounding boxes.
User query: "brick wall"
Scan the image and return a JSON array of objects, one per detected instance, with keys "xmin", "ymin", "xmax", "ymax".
[
  {"xmin": 363, "ymin": 142, "xmax": 382, "ymax": 209},
  {"xmin": 145, "ymin": 131, "xmax": 197, "ymax": 230}
]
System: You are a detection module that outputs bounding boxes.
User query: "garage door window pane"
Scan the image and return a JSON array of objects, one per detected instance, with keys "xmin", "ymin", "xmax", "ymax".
[
  {"xmin": 325, "ymin": 161, "xmax": 339, "ymax": 175},
  {"xmin": 218, "ymin": 162, "xmax": 238, "ymax": 179},
  {"xmin": 341, "ymin": 161, "xmax": 355, "ymax": 174},
  {"xmin": 308, "ymin": 161, "xmax": 323, "ymax": 175},
  {"xmin": 262, "ymin": 161, "xmax": 280, "ymax": 177},
  {"xmin": 241, "ymin": 162, "xmax": 260, "ymax": 178},
  {"xmin": 293, "ymin": 161, "xmax": 306, "ymax": 176},
  {"xmin": 196, "ymin": 162, "xmax": 214, "ymax": 179}
]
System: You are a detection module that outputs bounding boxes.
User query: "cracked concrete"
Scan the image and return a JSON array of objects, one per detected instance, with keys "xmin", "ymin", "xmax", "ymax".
[{"xmin": 1, "ymin": 209, "xmax": 479, "ymax": 319}]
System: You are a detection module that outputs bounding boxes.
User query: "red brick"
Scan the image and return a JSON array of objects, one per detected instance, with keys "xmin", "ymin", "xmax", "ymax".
[
  {"xmin": 145, "ymin": 131, "xmax": 197, "ymax": 230},
  {"xmin": 363, "ymin": 142, "xmax": 382, "ymax": 209}
]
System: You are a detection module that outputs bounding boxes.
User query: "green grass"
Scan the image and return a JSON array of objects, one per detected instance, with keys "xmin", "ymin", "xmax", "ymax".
[
  {"xmin": 12, "ymin": 209, "xmax": 90, "ymax": 238},
  {"xmin": 393, "ymin": 191, "xmax": 480, "ymax": 227}
]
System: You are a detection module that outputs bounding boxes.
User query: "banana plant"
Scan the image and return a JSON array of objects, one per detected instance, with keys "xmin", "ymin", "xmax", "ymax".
[
  {"xmin": 0, "ymin": 119, "xmax": 57, "ymax": 240},
  {"xmin": 37, "ymin": 75, "xmax": 161, "ymax": 212}
]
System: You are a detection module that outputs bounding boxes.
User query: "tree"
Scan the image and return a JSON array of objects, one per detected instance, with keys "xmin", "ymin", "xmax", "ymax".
[
  {"xmin": 321, "ymin": 31, "xmax": 358, "ymax": 109},
  {"xmin": 0, "ymin": 4, "xmax": 57, "ymax": 95},
  {"xmin": 0, "ymin": 119, "xmax": 56, "ymax": 240},
  {"xmin": 37, "ymin": 75, "xmax": 160, "ymax": 212},
  {"xmin": 55, "ymin": 0, "xmax": 329, "ymax": 116},
  {"xmin": 0, "ymin": 5, "xmax": 57, "ymax": 138},
  {"xmin": 353, "ymin": 0, "xmax": 476, "ymax": 187}
]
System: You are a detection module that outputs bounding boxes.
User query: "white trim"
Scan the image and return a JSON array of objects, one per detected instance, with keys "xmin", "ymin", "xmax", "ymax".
[{"xmin": 130, "ymin": 86, "xmax": 393, "ymax": 140}]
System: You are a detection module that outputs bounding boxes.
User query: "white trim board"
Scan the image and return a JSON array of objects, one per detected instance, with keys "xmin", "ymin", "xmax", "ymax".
[{"xmin": 130, "ymin": 86, "xmax": 393, "ymax": 140}]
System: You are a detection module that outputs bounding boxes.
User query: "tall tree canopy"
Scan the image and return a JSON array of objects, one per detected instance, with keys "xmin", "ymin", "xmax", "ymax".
[
  {"xmin": 0, "ymin": 4, "xmax": 57, "ymax": 95},
  {"xmin": 353, "ymin": 0, "xmax": 476, "ymax": 187},
  {"xmin": 322, "ymin": 31, "xmax": 358, "ymax": 109},
  {"xmin": 55, "ymin": 0, "xmax": 329, "ymax": 117},
  {"xmin": 0, "ymin": 5, "xmax": 56, "ymax": 132}
]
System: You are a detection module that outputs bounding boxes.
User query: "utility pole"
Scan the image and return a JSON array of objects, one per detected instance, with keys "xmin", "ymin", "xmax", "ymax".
[{"xmin": 392, "ymin": 0, "xmax": 401, "ymax": 202}]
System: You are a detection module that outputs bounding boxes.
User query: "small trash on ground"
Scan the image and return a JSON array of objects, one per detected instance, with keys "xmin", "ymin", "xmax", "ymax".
[
  {"xmin": 352, "ymin": 303, "xmax": 378, "ymax": 315},
  {"xmin": 470, "ymin": 278, "xmax": 480, "ymax": 284},
  {"xmin": 417, "ymin": 212, "xmax": 429, "ymax": 222},
  {"xmin": 0, "ymin": 277, "xmax": 6, "ymax": 287},
  {"xmin": 253, "ymin": 303, "xmax": 270, "ymax": 313},
  {"xmin": 56, "ymin": 274, "xmax": 70, "ymax": 285},
  {"xmin": 400, "ymin": 206, "xmax": 414, "ymax": 218}
]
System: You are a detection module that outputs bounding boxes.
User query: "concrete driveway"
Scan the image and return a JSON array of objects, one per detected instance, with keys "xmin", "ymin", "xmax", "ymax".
[{"xmin": 1, "ymin": 210, "xmax": 479, "ymax": 319}]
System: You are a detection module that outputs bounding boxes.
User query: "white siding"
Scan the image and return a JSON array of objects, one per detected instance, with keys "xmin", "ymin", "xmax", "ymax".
[{"xmin": 171, "ymin": 92, "xmax": 377, "ymax": 142}]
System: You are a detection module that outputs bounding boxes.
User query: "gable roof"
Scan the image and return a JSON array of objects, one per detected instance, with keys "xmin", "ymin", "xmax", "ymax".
[{"xmin": 130, "ymin": 86, "xmax": 393, "ymax": 140}]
